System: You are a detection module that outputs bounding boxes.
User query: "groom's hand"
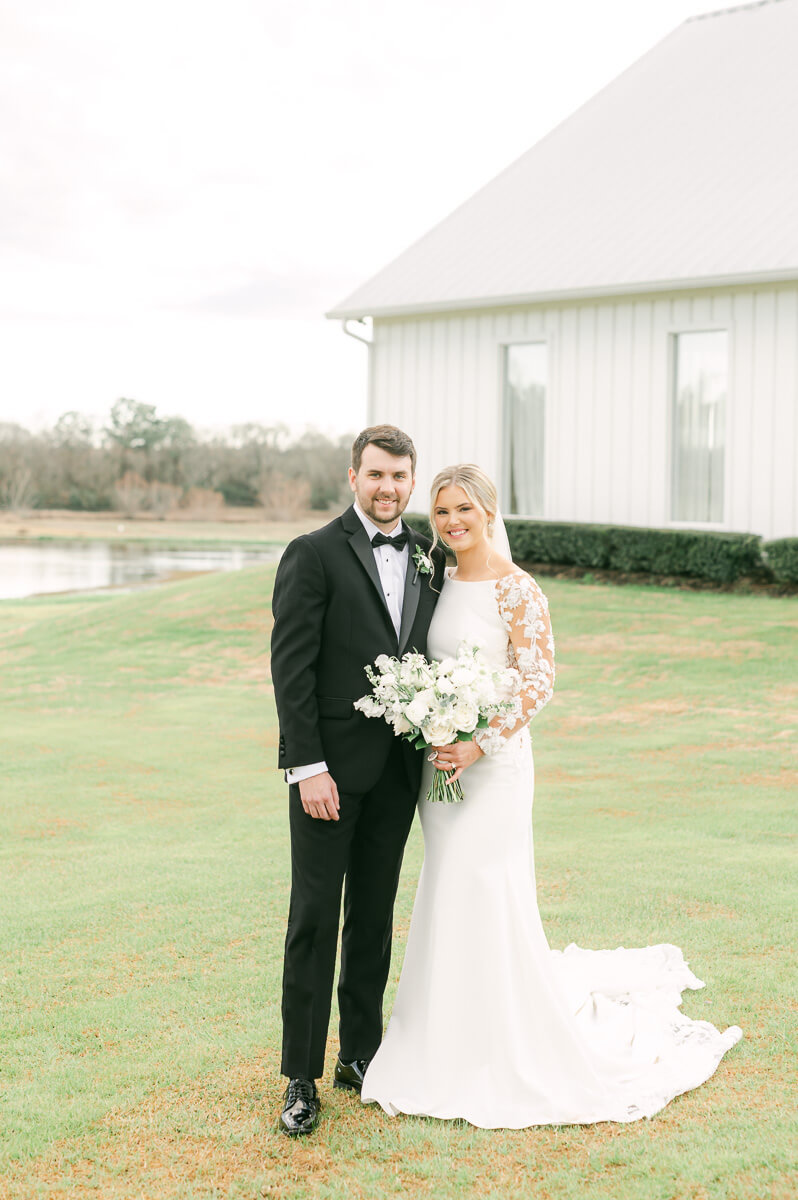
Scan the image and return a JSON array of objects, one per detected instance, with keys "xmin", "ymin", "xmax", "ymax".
[
  {"xmin": 298, "ymin": 772, "xmax": 341, "ymax": 821},
  {"xmin": 433, "ymin": 741, "xmax": 484, "ymax": 785}
]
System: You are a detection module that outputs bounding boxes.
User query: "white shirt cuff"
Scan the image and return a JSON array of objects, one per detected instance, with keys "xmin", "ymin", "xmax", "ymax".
[{"xmin": 285, "ymin": 761, "xmax": 328, "ymax": 784}]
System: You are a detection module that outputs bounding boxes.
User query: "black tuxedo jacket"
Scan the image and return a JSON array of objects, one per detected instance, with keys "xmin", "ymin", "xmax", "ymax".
[{"xmin": 271, "ymin": 505, "xmax": 446, "ymax": 794}]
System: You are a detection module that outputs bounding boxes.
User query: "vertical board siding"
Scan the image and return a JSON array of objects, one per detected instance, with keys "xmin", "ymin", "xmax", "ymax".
[
  {"xmin": 371, "ymin": 282, "xmax": 798, "ymax": 538},
  {"xmin": 750, "ymin": 291, "xmax": 777, "ymax": 537},
  {"xmin": 649, "ymin": 297, "xmax": 671, "ymax": 526},
  {"xmin": 728, "ymin": 291, "xmax": 755, "ymax": 534},
  {"xmin": 557, "ymin": 307, "xmax": 579, "ymax": 520},
  {"xmin": 773, "ymin": 289, "xmax": 798, "ymax": 537},
  {"xmin": 573, "ymin": 307, "xmax": 596, "ymax": 518},
  {"xmin": 593, "ymin": 305, "xmax": 615, "ymax": 521},
  {"xmin": 610, "ymin": 303, "xmax": 633, "ymax": 524},
  {"xmin": 628, "ymin": 302, "xmax": 653, "ymax": 526},
  {"xmin": 544, "ymin": 307, "xmax": 561, "ymax": 520}
]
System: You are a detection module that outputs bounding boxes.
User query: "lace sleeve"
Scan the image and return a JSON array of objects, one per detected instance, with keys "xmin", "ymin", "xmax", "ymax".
[{"xmin": 474, "ymin": 572, "xmax": 555, "ymax": 756}]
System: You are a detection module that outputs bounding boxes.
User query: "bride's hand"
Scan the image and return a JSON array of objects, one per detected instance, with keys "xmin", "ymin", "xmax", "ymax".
[{"xmin": 432, "ymin": 740, "xmax": 484, "ymax": 784}]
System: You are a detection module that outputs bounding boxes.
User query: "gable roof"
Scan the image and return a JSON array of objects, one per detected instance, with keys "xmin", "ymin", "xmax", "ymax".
[{"xmin": 328, "ymin": 0, "xmax": 798, "ymax": 319}]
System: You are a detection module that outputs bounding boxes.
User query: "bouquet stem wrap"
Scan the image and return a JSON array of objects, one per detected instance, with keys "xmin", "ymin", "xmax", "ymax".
[{"xmin": 427, "ymin": 759, "xmax": 464, "ymax": 805}]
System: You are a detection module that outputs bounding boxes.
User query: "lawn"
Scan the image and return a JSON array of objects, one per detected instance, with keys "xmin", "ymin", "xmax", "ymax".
[{"xmin": 0, "ymin": 568, "xmax": 795, "ymax": 1199}]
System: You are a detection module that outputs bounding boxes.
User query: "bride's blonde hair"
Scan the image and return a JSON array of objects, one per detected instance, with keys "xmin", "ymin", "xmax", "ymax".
[{"xmin": 429, "ymin": 464, "xmax": 498, "ymax": 557}]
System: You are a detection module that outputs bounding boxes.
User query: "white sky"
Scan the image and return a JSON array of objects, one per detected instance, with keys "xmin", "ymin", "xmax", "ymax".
[{"xmin": 0, "ymin": 0, "xmax": 727, "ymax": 439}]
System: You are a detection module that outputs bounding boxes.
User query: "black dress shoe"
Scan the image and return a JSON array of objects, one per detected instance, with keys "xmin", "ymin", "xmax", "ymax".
[
  {"xmin": 333, "ymin": 1056, "xmax": 370, "ymax": 1092},
  {"xmin": 279, "ymin": 1078, "xmax": 320, "ymax": 1136}
]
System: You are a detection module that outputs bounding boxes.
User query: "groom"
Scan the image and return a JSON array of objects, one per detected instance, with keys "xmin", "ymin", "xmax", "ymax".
[{"xmin": 270, "ymin": 424, "xmax": 446, "ymax": 1135}]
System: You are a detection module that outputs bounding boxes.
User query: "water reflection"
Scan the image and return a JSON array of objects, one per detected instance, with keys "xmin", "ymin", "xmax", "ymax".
[{"xmin": 0, "ymin": 540, "xmax": 281, "ymax": 600}]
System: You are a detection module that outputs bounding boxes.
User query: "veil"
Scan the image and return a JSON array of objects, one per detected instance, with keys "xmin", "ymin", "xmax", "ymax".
[{"xmin": 489, "ymin": 508, "xmax": 513, "ymax": 562}]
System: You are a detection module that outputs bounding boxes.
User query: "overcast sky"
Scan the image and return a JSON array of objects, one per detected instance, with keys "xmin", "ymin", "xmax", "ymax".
[{"xmin": 1, "ymin": 0, "xmax": 727, "ymax": 438}]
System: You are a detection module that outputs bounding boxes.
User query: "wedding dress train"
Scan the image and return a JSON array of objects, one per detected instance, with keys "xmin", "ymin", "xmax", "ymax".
[{"xmin": 361, "ymin": 572, "xmax": 741, "ymax": 1127}]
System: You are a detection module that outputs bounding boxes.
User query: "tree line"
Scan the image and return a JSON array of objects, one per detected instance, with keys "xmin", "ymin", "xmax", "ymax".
[{"xmin": 0, "ymin": 399, "xmax": 353, "ymax": 517}]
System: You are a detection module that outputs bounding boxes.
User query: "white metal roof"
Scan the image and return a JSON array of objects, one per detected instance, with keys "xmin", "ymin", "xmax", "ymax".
[{"xmin": 328, "ymin": 0, "xmax": 798, "ymax": 319}]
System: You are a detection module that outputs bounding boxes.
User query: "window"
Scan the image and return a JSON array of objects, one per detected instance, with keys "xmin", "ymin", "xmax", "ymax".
[
  {"xmin": 504, "ymin": 343, "xmax": 546, "ymax": 516},
  {"xmin": 670, "ymin": 331, "xmax": 727, "ymax": 523}
]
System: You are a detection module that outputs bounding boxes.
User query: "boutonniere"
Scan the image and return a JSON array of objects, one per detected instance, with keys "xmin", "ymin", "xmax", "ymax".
[{"xmin": 412, "ymin": 545, "xmax": 434, "ymax": 583}]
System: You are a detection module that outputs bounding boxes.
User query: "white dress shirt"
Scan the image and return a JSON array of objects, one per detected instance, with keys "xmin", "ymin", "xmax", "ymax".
[{"xmin": 285, "ymin": 503, "xmax": 410, "ymax": 785}]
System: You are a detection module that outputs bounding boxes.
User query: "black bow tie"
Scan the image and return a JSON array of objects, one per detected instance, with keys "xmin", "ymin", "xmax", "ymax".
[{"xmin": 371, "ymin": 529, "xmax": 409, "ymax": 550}]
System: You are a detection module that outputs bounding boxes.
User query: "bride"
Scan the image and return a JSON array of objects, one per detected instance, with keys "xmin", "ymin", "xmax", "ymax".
[{"xmin": 361, "ymin": 463, "xmax": 741, "ymax": 1128}]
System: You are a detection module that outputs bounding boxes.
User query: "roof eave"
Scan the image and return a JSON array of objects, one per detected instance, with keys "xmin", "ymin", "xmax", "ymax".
[{"xmin": 325, "ymin": 267, "xmax": 798, "ymax": 321}]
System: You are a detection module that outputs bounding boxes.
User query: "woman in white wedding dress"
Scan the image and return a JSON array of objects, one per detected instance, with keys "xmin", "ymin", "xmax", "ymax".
[{"xmin": 361, "ymin": 464, "xmax": 741, "ymax": 1128}]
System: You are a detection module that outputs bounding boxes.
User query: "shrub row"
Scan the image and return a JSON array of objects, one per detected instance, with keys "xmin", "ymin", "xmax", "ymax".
[
  {"xmin": 763, "ymin": 538, "xmax": 798, "ymax": 584},
  {"xmin": 406, "ymin": 514, "xmax": 797, "ymax": 585}
]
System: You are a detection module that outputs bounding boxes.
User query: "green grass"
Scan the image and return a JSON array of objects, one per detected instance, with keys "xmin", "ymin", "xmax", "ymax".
[{"xmin": 0, "ymin": 570, "xmax": 795, "ymax": 1199}]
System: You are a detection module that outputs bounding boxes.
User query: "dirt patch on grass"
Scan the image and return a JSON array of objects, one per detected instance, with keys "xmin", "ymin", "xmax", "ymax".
[
  {"xmin": 734, "ymin": 769, "xmax": 798, "ymax": 789},
  {"xmin": 16, "ymin": 815, "xmax": 88, "ymax": 840},
  {"xmin": 537, "ymin": 869, "xmax": 579, "ymax": 903},
  {"xmin": 0, "ymin": 1056, "xmax": 651, "ymax": 1199},
  {"xmin": 675, "ymin": 897, "xmax": 739, "ymax": 921},
  {"xmin": 1, "ymin": 1038, "xmax": 776, "ymax": 1200},
  {"xmin": 555, "ymin": 698, "xmax": 694, "ymax": 730},
  {"xmin": 2, "ymin": 1055, "xmax": 441, "ymax": 1200}
]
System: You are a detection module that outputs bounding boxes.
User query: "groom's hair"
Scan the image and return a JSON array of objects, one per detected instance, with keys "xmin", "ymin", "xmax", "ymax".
[{"xmin": 351, "ymin": 425, "xmax": 417, "ymax": 474}]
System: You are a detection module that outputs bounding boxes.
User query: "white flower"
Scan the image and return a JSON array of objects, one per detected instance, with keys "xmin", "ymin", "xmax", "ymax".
[
  {"xmin": 399, "ymin": 654, "xmax": 434, "ymax": 688},
  {"xmin": 412, "ymin": 546, "xmax": 434, "ymax": 576},
  {"xmin": 405, "ymin": 696, "xmax": 431, "ymax": 726},
  {"xmin": 452, "ymin": 699, "xmax": 479, "ymax": 732},
  {"xmin": 422, "ymin": 715, "xmax": 457, "ymax": 746},
  {"xmin": 375, "ymin": 676, "xmax": 399, "ymax": 702},
  {"xmin": 354, "ymin": 696, "xmax": 385, "ymax": 718},
  {"xmin": 392, "ymin": 713, "xmax": 412, "ymax": 735}
]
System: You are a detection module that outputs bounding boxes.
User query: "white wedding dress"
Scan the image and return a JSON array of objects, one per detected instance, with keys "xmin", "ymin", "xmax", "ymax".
[{"xmin": 361, "ymin": 570, "xmax": 742, "ymax": 1128}]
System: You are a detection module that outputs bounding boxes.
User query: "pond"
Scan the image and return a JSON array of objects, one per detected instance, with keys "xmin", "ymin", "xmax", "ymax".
[{"xmin": 0, "ymin": 540, "xmax": 282, "ymax": 600}]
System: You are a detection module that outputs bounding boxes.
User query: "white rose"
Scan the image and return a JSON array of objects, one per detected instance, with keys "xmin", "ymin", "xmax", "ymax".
[
  {"xmin": 422, "ymin": 716, "xmax": 458, "ymax": 747},
  {"xmin": 452, "ymin": 699, "xmax": 479, "ymax": 732},
  {"xmin": 404, "ymin": 696, "xmax": 430, "ymax": 727}
]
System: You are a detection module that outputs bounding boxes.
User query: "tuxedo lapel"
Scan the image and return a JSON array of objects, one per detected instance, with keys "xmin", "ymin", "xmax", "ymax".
[
  {"xmin": 398, "ymin": 532, "xmax": 423, "ymax": 653},
  {"xmin": 342, "ymin": 505, "xmax": 394, "ymax": 631}
]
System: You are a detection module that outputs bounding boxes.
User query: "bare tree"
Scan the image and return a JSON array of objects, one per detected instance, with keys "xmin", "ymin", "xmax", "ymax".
[
  {"xmin": 113, "ymin": 470, "xmax": 149, "ymax": 516},
  {"xmin": 1, "ymin": 464, "xmax": 35, "ymax": 511},
  {"xmin": 259, "ymin": 472, "xmax": 312, "ymax": 520}
]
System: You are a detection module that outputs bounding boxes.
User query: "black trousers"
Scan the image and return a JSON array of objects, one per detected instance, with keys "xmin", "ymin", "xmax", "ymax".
[{"xmin": 280, "ymin": 740, "xmax": 418, "ymax": 1080}]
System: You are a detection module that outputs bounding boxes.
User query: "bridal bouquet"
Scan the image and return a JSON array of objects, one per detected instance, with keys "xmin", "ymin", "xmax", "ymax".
[{"xmin": 355, "ymin": 643, "xmax": 518, "ymax": 803}]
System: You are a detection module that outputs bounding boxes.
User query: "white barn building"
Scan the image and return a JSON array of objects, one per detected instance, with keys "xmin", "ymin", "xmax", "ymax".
[{"xmin": 328, "ymin": 0, "xmax": 798, "ymax": 541}]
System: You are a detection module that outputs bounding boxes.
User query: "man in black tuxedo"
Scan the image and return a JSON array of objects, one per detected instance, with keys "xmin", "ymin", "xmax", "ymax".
[{"xmin": 270, "ymin": 425, "xmax": 445, "ymax": 1135}]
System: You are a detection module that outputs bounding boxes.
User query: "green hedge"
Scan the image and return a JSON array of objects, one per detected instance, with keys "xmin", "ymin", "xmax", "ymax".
[
  {"xmin": 405, "ymin": 514, "xmax": 765, "ymax": 584},
  {"xmin": 763, "ymin": 538, "xmax": 798, "ymax": 584},
  {"xmin": 507, "ymin": 521, "xmax": 611, "ymax": 570},
  {"xmin": 602, "ymin": 526, "xmax": 763, "ymax": 583}
]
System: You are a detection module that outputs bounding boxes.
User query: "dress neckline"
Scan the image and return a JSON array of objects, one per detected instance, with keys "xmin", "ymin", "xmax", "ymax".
[{"xmin": 446, "ymin": 570, "xmax": 498, "ymax": 585}]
